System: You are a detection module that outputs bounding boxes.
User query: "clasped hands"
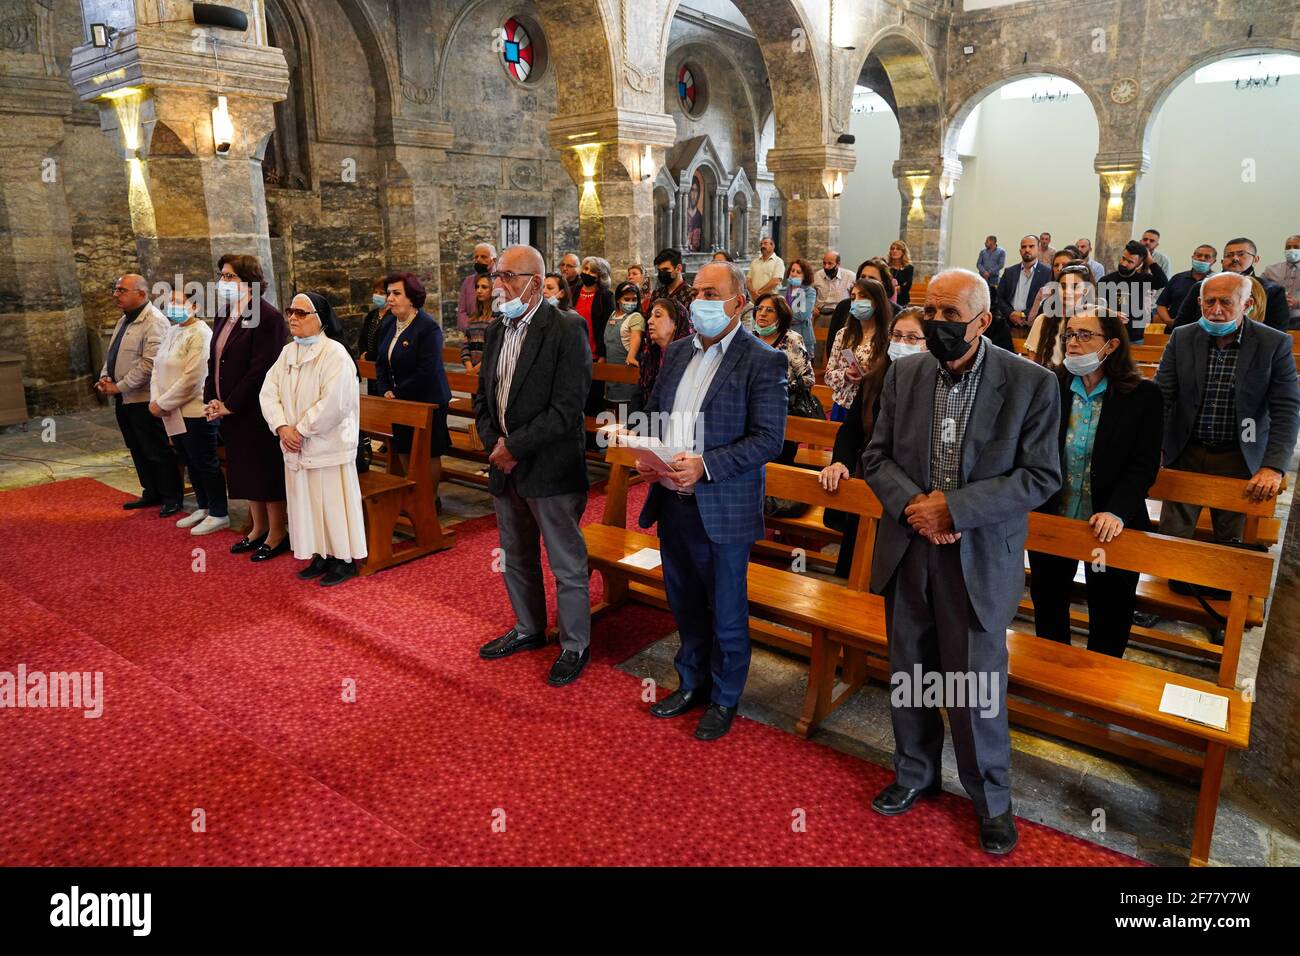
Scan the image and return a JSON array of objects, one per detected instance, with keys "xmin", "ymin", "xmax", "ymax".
[
  {"xmin": 635, "ymin": 452, "xmax": 704, "ymax": 488},
  {"xmin": 905, "ymin": 491, "xmax": 961, "ymax": 545},
  {"xmin": 490, "ymin": 437, "xmax": 518, "ymax": 474},
  {"xmin": 276, "ymin": 424, "xmax": 304, "ymax": 453}
]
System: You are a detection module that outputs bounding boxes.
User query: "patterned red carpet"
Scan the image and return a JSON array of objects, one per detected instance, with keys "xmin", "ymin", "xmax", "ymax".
[{"xmin": 0, "ymin": 477, "xmax": 1138, "ymax": 866}]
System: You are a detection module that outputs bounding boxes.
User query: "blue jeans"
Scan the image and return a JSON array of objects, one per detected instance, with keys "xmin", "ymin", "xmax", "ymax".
[
  {"xmin": 657, "ymin": 491, "xmax": 754, "ymax": 708},
  {"xmin": 174, "ymin": 416, "xmax": 228, "ymax": 517}
]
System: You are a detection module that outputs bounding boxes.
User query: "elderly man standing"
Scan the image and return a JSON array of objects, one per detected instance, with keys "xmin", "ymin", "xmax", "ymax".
[
  {"xmin": 1155, "ymin": 271, "xmax": 1300, "ymax": 562},
  {"xmin": 812, "ymin": 250, "xmax": 854, "ymax": 319},
  {"xmin": 1262, "ymin": 234, "xmax": 1300, "ymax": 328},
  {"xmin": 96, "ymin": 274, "xmax": 182, "ymax": 514},
  {"xmin": 455, "ymin": 243, "xmax": 496, "ymax": 331},
  {"xmin": 862, "ymin": 268, "xmax": 1061, "ymax": 855},
  {"xmin": 559, "ymin": 252, "xmax": 582, "ymax": 306},
  {"xmin": 636, "ymin": 260, "xmax": 787, "ymax": 740},
  {"xmin": 475, "ymin": 245, "xmax": 594, "ymax": 686}
]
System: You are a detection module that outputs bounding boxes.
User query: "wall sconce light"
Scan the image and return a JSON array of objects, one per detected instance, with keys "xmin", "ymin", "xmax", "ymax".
[
  {"xmin": 642, "ymin": 144, "xmax": 654, "ymax": 182},
  {"xmin": 91, "ymin": 23, "xmax": 118, "ymax": 48},
  {"xmin": 831, "ymin": 172, "xmax": 844, "ymax": 198},
  {"xmin": 211, "ymin": 94, "xmax": 234, "ymax": 156}
]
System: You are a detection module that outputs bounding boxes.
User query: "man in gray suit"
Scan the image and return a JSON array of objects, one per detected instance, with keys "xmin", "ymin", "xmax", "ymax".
[{"xmin": 862, "ymin": 268, "xmax": 1061, "ymax": 855}]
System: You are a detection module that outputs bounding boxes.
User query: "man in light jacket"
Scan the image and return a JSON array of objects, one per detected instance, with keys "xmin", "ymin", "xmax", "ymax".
[{"xmin": 96, "ymin": 274, "xmax": 182, "ymax": 515}]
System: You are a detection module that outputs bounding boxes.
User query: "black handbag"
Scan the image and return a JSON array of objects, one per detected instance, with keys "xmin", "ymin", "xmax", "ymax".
[
  {"xmin": 355, "ymin": 434, "xmax": 373, "ymax": 473},
  {"xmin": 788, "ymin": 373, "xmax": 825, "ymax": 420}
]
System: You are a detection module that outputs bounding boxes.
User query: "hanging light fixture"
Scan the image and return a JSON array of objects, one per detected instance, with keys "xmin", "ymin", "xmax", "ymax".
[{"xmin": 211, "ymin": 95, "xmax": 234, "ymax": 156}]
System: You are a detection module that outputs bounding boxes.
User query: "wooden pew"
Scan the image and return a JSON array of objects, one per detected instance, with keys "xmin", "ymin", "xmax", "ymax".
[{"xmin": 356, "ymin": 395, "xmax": 455, "ymax": 574}]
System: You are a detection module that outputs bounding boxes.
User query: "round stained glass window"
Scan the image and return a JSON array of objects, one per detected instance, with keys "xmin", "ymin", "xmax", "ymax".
[
  {"xmin": 677, "ymin": 64, "xmax": 697, "ymax": 113},
  {"xmin": 501, "ymin": 17, "xmax": 535, "ymax": 83}
]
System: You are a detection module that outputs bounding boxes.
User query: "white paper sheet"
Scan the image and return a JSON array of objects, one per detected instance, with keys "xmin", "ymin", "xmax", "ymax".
[
  {"xmin": 1158, "ymin": 683, "xmax": 1229, "ymax": 731},
  {"xmin": 619, "ymin": 547, "xmax": 663, "ymax": 570}
]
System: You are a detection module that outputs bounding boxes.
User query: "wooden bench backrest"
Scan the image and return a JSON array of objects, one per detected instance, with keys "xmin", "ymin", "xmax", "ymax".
[
  {"xmin": 1149, "ymin": 468, "xmax": 1282, "ymax": 515},
  {"xmin": 446, "ymin": 370, "xmax": 478, "ymax": 394},
  {"xmin": 357, "ymin": 357, "xmax": 377, "ymax": 380},
  {"xmin": 443, "ymin": 344, "xmax": 461, "ymax": 366},
  {"xmin": 359, "ymin": 395, "xmax": 435, "ymax": 484},
  {"xmin": 593, "ymin": 362, "xmax": 639, "ymax": 385},
  {"xmin": 784, "ymin": 414, "xmax": 840, "ymax": 449}
]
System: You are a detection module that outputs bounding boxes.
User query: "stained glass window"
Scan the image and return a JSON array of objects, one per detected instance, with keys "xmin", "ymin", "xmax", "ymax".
[
  {"xmin": 501, "ymin": 17, "xmax": 533, "ymax": 83},
  {"xmin": 678, "ymin": 64, "xmax": 696, "ymax": 113}
]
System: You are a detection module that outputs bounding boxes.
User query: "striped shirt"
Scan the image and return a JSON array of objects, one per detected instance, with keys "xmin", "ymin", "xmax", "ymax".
[
  {"xmin": 494, "ymin": 299, "xmax": 542, "ymax": 436},
  {"xmin": 1193, "ymin": 322, "xmax": 1243, "ymax": 447},
  {"xmin": 929, "ymin": 336, "xmax": 988, "ymax": 491}
]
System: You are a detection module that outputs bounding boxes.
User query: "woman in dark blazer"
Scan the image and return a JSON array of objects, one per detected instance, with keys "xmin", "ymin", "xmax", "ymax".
[
  {"xmin": 375, "ymin": 271, "xmax": 451, "ymax": 499},
  {"xmin": 1028, "ymin": 308, "xmax": 1163, "ymax": 658},
  {"xmin": 205, "ymin": 253, "xmax": 291, "ymax": 562},
  {"xmin": 887, "ymin": 240, "xmax": 914, "ymax": 306}
]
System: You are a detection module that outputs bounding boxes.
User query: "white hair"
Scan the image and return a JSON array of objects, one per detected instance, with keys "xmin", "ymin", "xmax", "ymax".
[
  {"xmin": 474, "ymin": 242, "xmax": 497, "ymax": 258},
  {"xmin": 582, "ymin": 255, "xmax": 613, "ymax": 290},
  {"xmin": 699, "ymin": 260, "xmax": 746, "ymax": 299},
  {"xmin": 1202, "ymin": 271, "xmax": 1252, "ymax": 304},
  {"xmin": 933, "ymin": 267, "xmax": 991, "ymax": 317}
]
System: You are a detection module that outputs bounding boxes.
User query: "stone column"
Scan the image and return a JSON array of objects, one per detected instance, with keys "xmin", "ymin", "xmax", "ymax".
[
  {"xmin": 1093, "ymin": 149, "xmax": 1149, "ymax": 274},
  {"xmin": 765, "ymin": 144, "xmax": 856, "ymax": 266},
  {"xmin": 892, "ymin": 155, "xmax": 962, "ymax": 279},
  {"xmin": 0, "ymin": 74, "xmax": 90, "ymax": 413},
  {"xmin": 376, "ymin": 120, "xmax": 453, "ymax": 322},
  {"xmin": 720, "ymin": 193, "xmax": 730, "ymax": 254},
  {"xmin": 549, "ymin": 110, "xmax": 677, "ymax": 270},
  {"xmin": 69, "ymin": 19, "xmax": 288, "ymax": 304}
]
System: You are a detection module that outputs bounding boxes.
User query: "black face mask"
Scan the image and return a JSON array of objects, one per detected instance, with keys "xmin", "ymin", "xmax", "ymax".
[
  {"xmin": 473, "ymin": 262, "xmax": 489, "ymax": 275},
  {"xmin": 580, "ymin": 273, "xmax": 598, "ymax": 287},
  {"xmin": 658, "ymin": 269, "xmax": 675, "ymax": 286},
  {"xmin": 924, "ymin": 318, "xmax": 978, "ymax": 363},
  {"xmin": 824, "ymin": 267, "xmax": 838, "ymax": 279}
]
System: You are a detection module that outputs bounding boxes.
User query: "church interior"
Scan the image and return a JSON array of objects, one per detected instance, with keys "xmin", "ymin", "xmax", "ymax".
[{"xmin": 2, "ymin": 0, "xmax": 1299, "ymax": 890}]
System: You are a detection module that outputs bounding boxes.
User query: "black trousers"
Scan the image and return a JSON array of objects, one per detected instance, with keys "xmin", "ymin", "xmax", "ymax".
[
  {"xmin": 173, "ymin": 416, "xmax": 228, "ymax": 517},
  {"xmin": 1027, "ymin": 550, "xmax": 1139, "ymax": 658},
  {"xmin": 115, "ymin": 400, "xmax": 181, "ymax": 504}
]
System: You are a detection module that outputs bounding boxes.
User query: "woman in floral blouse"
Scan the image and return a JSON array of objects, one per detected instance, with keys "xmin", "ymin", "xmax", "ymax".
[{"xmin": 753, "ymin": 292, "xmax": 815, "ymax": 465}]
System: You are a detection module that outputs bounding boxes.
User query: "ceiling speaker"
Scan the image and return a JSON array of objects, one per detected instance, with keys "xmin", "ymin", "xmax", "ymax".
[{"xmin": 192, "ymin": 4, "xmax": 249, "ymax": 31}]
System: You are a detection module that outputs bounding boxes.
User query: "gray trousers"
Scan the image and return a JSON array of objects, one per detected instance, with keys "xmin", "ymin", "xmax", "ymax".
[
  {"xmin": 493, "ymin": 476, "xmax": 591, "ymax": 652},
  {"xmin": 1159, "ymin": 443, "xmax": 1251, "ymax": 542},
  {"xmin": 884, "ymin": 535, "xmax": 1012, "ymax": 818}
]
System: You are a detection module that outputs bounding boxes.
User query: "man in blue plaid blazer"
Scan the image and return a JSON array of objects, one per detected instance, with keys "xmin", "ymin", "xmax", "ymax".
[{"xmin": 635, "ymin": 261, "xmax": 788, "ymax": 740}]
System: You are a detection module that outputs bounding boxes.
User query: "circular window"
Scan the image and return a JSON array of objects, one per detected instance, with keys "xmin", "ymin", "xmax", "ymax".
[
  {"xmin": 677, "ymin": 62, "xmax": 707, "ymax": 116},
  {"xmin": 500, "ymin": 16, "xmax": 547, "ymax": 85}
]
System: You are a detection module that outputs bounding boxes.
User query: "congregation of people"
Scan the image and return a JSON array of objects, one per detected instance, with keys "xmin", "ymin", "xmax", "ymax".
[{"xmin": 96, "ymin": 222, "xmax": 1300, "ymax": 856}]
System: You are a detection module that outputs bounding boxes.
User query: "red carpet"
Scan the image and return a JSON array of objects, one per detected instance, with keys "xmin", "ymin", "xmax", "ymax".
[{"xmin": 0, "ymin": 477, "xmax": 1139, "ymax": 866}]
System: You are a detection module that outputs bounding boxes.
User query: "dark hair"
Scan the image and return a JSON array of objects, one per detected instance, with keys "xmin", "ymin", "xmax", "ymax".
[
  {"xmin": 544, "ymin": 271, "xmax": 569, "ymax": 308},
  {"xmin": 371, "ymin": 275, "xmax": 387, "ymax": 292},
  {"xmin": 1225, "ymin": 237, "xmax": 1257, "ymax": 255},
  {"xmin": 654, "ymin": 248, "xmax": 683, "ymax": 269},
  {"xmin": 1143, "ymin": 229, "xmax": 1160, "ymax": 238},
  {"xmin": 473, "ymin": 273, "xmax": 493, "ymax": 320},
  {"xmin": 1056, "ymin": 309, "xmax": 1143, "ymax": 395},
  {"xmin": 1123, "ymin": 240, "xmax": 1146, "ymax": 259},
  {"xmin": 1059, "ymin": 246, "xmax": 1082, "ymax": 261},
  {"xmin": 1196, "ymin": 243, "xmax": 1218, "ymax": 259},
  {"xmin": 855, "ymin": 257, "xmax": 893, "ymax": 292},
  {"xmin": 613, "ymin": 281, "xmax": 642, "ymax": 308},
  {"xmin": 712, "ymin": 250, "xmax": 733, "ymax": 261},
  {"xmin": 986, "ymin": 235, "xmax": 997, "ymax": 243},
  {"xmin": 640, "ymin": 297, "xmax": 692, "ymax": 399},
  {"xmin": 384, "ymin": 271, "xmax": 426, "ymax": 309},
  {"xmin": 857, "ymin": 305, "xmax": 924, "ymax": 436},
  {"xmin": 219, "ymin": 253, "xmax": 264, "ymax": 286},
  {"xmin": 843, "ymin": 278, "xmax": 892, "ymax": 355},
  {"xmin": 785, "ymin": 257, "xmax": 814, "ymax": 286},
  {"xmin": 753, "ymin": 292, "xmax": 793, "ymax": 342},
  {"xmin": 1033, "ymin": 264, "xmax": 1096, "ymax": 366}
]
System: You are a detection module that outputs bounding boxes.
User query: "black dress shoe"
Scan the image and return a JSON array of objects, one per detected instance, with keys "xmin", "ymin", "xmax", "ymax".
[
  {"xmin": 478, "ymin": 628, "xmax": 547, "ymax": 660},
  {"xmin": 230, "ymin": 534, "xmax": 266, "ymax": 555},
  {"xmin": 319, "ymin": 558, "xmax": 359, "ymax": 587},
  {"xmin": 979, "ymin": 809, "xmax": 1019, "ymax": 855},
  {"xmin": 694, "ymin": 703, "xmax": 736, "ymax": 740},
  {"xmin": 547, "ymin": 647, "xmax": 590, "ymax": 686},
  {"xmin": 1132, "ymin": 611, "xmax": 1161, "ymax": 628},
  {"xmin": 122, "ymin": 497, "xmax": 161, "ymax": 511},
  {"xmin": 871, "ymin": 781, "xmax": 944, "ymax": 816},
  {"xmin": 249, "ymin": 536, "xmax": 291, "ymax": 562},
  {"xmin": 649, "ymin": 685, "xmax": 712, "ymax": 719},
  {"xmin": 297, "ymin": 554, "xmax": 330, "ymax": 580},
  {"xmin": 158, "ymin": 502, "xmax": 183, "ymax": 518}
]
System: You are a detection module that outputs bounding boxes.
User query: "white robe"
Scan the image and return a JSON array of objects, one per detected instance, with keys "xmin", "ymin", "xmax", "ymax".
[{"xmin": 260, "ymin": 339, "xmax": 367, "ymax": 562}]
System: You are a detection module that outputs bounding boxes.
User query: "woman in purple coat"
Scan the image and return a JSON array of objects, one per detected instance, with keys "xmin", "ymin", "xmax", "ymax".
[{"xmin": 204, "ymin": 253, "xmax": 291, "ymax": 562}]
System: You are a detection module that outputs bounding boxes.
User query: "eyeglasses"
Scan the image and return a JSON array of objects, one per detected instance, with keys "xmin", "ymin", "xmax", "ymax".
[
  {"xmin": 284, "ymin": 308, "xmax": 318, "ymax": 319},
  {"xmin": 488, "ymin": 271, "xmax": 538, "ymax": 283},
  {"xmin": 1061, "ymin": 329, "xmax": 1103, "ymax": 344},
  {"xmin": 1222, "ymin": 251, "xmax": 1254, "ymax": 261},
  {"xmin": 111, "ymin": 286, "xmax": 130, "ymax": 294},
  {"xmin": 890, "ymin": 332, "xmax": 924, "ymax": 345}
]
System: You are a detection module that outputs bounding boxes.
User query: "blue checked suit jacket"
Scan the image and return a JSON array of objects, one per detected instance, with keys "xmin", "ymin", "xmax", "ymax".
[{"xmin": 638, "ymin": 324, "xmax": 788, "ymax": 544}]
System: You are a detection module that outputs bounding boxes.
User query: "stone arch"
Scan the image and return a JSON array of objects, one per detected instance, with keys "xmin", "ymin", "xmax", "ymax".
[
  {"xmin": 852, "ymin": 24, "xmax": 943, "ymax": 156},
  {"xmin": 534, "ymin": 0, "xmax": 617, "ymax": 117},
  {"xmin": 664, "ymin": 37, "xmax": 763, "ymax": 182},
  {"xmin": 1136, "ymin": 39, "xmax": 1300, "ymax": 157},
  {"xmin": 263, "ymin": 0, "xmax": 314, "ymax": 188}
]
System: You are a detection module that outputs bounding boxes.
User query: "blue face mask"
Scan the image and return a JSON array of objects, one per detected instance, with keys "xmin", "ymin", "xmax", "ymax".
[
  {"xmin": 689, "ymin": 296, "xmax": 735, "ymax": 337},
  {"xmin": 620, "ymin": 301, "xmax": 638, "ymax": 314},
  {"xmin": 165, "ymin": 304, "xmax": 190, "ymax": 324},
  {"xmin": 1190, "ymin": 260, "xmax": 1211, "ymax": 275},
  {"xmin": 788, "ymin": 276, "xmax": 803, "ymax": 287},
  {"xmin": 293, "ymin": 335, "xmax": 320, "ymax": 346},
  {"xmin": 372, "ymin": 293, "xmax": 386, "ymax": 308},
  {"xmin": 545, "ymin": 296, "xmax": 560, "ymax": 308},
  {"xmin": 850, "ymin": 300, "xmax": 874, "ymax": 319},
  {"xmin": 499, "ymin": 276, "xmax": 537, "ymax": 321},
  {"xmin": 1198, "ymin": 317, "xmax": 1238, "ymax": 337}
]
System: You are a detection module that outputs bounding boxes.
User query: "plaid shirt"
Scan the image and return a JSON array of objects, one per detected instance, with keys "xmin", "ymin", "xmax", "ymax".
[
  {"xmin": 929, "ymin": 336, "xmax": 988, "ymax": 491},
  {"xmin": 1193, "ymin": 322, "xmax": 1243, "ymax": 447}
]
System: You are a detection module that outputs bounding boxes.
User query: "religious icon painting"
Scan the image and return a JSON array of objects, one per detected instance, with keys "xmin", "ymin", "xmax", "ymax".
[{"xmin": 501, "ymin": 17, "xmax": 533, "ymax": 83}]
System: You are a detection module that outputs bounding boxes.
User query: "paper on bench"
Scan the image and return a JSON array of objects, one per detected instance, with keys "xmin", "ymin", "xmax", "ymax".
[
  {"xmin": 620, "ymin": 547, "xmax": 662, "ymax": 570},
  {"xmin": 1158, "ymin": 683, "xmax": 1229, "ymax": 731}
]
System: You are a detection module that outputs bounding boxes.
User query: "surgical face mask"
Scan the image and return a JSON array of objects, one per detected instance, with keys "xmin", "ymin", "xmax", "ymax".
[
  {"xmin": 498, "ymin": 276, "xmax": 537, "ymax": 320},
  {"xmin": 217, "ymin": 279, "xmax": 240, "ymax": 302},
  {"xmin": 1190, "ymin": 259, "xmax": 1212, "ymax": 275},
  {"xmin": 293, "ymin": 334, "xmax": 320, "ymax": 346},
  {"xmin": 1198, "ymin": 316, "xmax": 1238, "ymax": 337},
  {"xmin": 1285, "ymin": 249, "xmax": 1300, "ymax": 264},
  {"xmin": 756, "ymin": 322, "xmax": 779, "ymax": 337},
  {"xmin": 849, "ymin": 299, "xmax": 874, "ymax": 320},
  {"xmin": 689, "ymin": 296, "xmax": 735, "ymax": 337},
  {"xmin": 1063, "ymin": 349, "xmax": 1107, "ymax": 377},
  {"xmin": 545, "ymin": 295, "xmax": 560, "ymax": 308},
  {"xmin": 165, "ymin": 304, "xmax": 190, "ymax": 324},
  {"xmin": 620, "ymin": 301, "xmax": 638, "ymax": 314},
  {"xmin": 788, "ymin": 276, "xmax": 803, "ymax": 287},
  {"xmin": 371, "ymin": 293, "xmax": 387, "ymax": 308},
  {"xmin": 888, "ymin": 341, "xmax": 924, "ymax": 361},
  {"xmin": 924, "ymin": 318, "xmax": 979, "ymax": 363}
]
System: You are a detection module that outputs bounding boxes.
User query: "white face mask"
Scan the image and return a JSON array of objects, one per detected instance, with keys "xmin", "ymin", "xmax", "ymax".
[
  {"xmin": 1285, "ymin": 249, "xmax": 1300, "ymax": 264},
  {"xmin": 1063, "ymin": 349, "xmax": 1108, "ymax": 377},
  {"xmin": 888, "ymin": 342, "xmax": 924, "ymax": 361},
  {"xmin": 217, "ymin": 279, "xmax": 240, "ymax": 302}
]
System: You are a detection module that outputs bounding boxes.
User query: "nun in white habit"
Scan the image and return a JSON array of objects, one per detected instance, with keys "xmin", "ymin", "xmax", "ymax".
[{"xmin": 260, "ymin": 291, "xmax": 367, "ymax": 586}]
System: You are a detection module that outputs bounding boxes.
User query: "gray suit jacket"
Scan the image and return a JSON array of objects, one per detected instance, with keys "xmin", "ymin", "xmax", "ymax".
[
  {"xmin": 1154, "ymin": 319, "xmax": 1300, "ymax": 475},
  {"xmin": 863, "ymin": 340, "xmax": 1062, "ymax": 632}
]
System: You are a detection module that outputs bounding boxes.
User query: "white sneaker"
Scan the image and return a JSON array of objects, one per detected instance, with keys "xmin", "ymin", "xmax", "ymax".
[
  {"xmin": 191, "ymin": 514, "xmax": 231, "ymax": 536},
  {"xmin": 176, "ymin": 509, "xmax": 208, "ymax": 529}
]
